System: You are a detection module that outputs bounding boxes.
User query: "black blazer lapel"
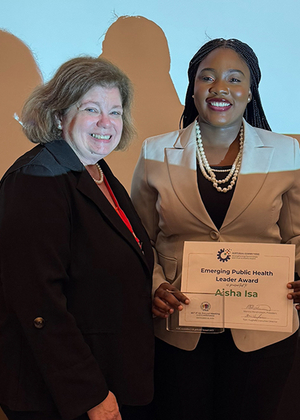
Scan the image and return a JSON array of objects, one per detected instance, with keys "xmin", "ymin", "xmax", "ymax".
[
  {"xmin": 77, "ymin": 161, "xmax": 152, "ymax": 274},
  {"xmin": 44, "ymin": 141, "xmax": 152, "ymax": 273}
]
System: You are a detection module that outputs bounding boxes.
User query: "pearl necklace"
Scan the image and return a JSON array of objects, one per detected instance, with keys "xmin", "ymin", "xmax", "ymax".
[
  {"xmin": 92, "ymin": 163, "xmax": 104, "ymax": 185},
  {"xmin": 195, "ymin": 121, "xmax": 244, "ymax": 193}
]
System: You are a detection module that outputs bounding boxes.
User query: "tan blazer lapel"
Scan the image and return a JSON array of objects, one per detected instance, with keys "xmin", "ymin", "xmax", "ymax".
[
  {"xmin": 165, "ymin": 120, "xmax": 275, "ymax": 231},
  {"xmin": 222, "ymin": 121, "xmax": 275, "ymax": 228},
  {"xmin": 165, "ymin": 121, "xmax": 216, "ymax": 229}
]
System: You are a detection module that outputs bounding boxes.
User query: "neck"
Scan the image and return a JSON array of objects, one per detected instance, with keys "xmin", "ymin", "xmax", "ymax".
[
  {"xmin": 198, "ymin": 119, "xmax": 243, "ymax": 148},
  {"xmin": 196, "ymin": 120, "xmax": 243, "ymax": 167}
]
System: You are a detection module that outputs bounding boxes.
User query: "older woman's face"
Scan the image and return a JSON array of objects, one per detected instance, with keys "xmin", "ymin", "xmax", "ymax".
[
  {"xmin": 60, "ymin": 85, "xmax": 123, "ymax": 165},
  {"xmin": 194, "ymin": 48, "xmax": 251, "ymax": 129}
]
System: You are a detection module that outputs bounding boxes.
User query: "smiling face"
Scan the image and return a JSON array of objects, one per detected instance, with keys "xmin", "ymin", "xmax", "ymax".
[
  {"xmin": 193, "ymin": 47, "xmax": 252, "ymax": 129},
  {"xmin": 60, "ymin": 85, "xmax": 123, "ymax": 165}
]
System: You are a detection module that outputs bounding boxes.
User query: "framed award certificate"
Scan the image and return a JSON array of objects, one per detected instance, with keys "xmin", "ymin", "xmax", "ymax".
[{"xmin": 175, "ymin": 241, "xmax": 295, "ymax": 333}]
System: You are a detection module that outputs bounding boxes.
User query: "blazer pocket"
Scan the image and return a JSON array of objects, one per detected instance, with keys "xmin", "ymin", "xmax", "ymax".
[{"xmin": 158, "ymin": 253, "xmax": 177, "ymax": 283}]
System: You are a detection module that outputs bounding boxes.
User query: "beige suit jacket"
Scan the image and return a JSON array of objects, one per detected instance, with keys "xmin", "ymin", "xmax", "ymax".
[{"xmin": 132, "ymin": 120, "xmax": 300, "ymax": 352}]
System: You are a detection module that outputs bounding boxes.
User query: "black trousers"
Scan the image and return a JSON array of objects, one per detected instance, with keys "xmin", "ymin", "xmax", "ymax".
[{"xmin": 153, "ymin": 329, "xmax": 298, "ymax": 420}]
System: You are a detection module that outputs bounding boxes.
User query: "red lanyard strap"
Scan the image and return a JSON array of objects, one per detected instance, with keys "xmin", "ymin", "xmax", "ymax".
[{"xmin": 104, "ymin": 177, "xmax": 141, "ymax": 248}]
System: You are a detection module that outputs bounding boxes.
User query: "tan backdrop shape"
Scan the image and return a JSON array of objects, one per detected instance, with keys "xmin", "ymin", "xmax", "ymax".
[
  {"xmin": 0, "ymin": 31, "xmax": 42, "ymax": 177},
  {"xmin": 101, "ymin": 16, "xmax": 184, "ymax": 191}
]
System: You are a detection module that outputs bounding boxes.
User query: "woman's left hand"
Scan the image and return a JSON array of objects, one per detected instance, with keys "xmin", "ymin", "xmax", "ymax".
[{"xmin": 287, "ymin": 280, "xmax": 300, "ymax": 310}]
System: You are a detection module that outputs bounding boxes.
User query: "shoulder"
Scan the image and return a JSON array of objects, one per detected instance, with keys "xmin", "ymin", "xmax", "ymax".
[
  {"xmin": 143, "ymin": 129, "xmax": 182, "ymax": 147},
  {"xmin": 1, "ymin": 146, "xmax": 54, "ymax": 186},
  {"xmin": 0, "ymin": 142, "xmax": 81, "ymax": 217},
  {"xmin": 245, "ymin": 121, "xmax": 298, "ymax": 148},
  {"xmin": 141, "ymin": 122, "xmax": 195, "ymax": 157},
  {"xmin": 2, "ymin": 141, "xmax": 82, "ymax": 182},
  {"xmin": 0, "ymin": 141, "xmax": 82, "ymax": 207},
  {"xmin": 244, "ymin": 121, "xmax": 300, "ymax": 170}
]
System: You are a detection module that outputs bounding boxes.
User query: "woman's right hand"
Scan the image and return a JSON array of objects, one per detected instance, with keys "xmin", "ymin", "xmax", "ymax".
[
  {"xmin": 153, "ymin": 282, "xmax": 190, "ymax": 318},
  {"xmin": 87, "ymin": 391, "xmax": 121, "ymax": 420}
]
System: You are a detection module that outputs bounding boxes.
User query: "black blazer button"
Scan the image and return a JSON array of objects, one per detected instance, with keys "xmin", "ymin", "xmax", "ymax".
[{"xmin": 34, "ymin": 317, "xmax": 45, "ymax": 329}]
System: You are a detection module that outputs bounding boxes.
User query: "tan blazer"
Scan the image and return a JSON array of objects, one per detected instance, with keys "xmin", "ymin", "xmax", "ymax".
[{"xmin": 131, "ymin": 119, "xmax": 300, "ymax": 352}]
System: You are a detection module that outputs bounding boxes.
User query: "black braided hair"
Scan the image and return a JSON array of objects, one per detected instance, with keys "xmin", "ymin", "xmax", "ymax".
[{"xmin": 180, "ymin": 38, "xmax": 271, "ymax": 131}]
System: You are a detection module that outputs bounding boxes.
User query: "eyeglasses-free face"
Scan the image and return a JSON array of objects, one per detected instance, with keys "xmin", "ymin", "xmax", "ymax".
[
  {"xmin": 60, "ymin": 85, "xmax": 123, "ymax": 165},
  {"xmin": 194, "ymin": 47, "xmax": 252, "ymax": 130}
]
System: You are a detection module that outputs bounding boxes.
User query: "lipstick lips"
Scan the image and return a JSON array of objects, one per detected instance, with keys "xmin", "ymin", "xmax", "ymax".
[{"xmin": 206, "ymin": 97, "xmax": 232, "ymax": 111}]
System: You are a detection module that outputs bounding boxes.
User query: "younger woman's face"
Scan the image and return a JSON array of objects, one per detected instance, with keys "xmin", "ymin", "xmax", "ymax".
[{"xmin": 193, "ymin": 47, "xmax": 252, "ymax": 129}]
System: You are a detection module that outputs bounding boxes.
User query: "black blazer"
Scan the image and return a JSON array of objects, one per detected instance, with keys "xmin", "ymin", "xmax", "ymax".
[{"xmin": 0, "ymin": 140, "xmax": 154, "ymax": 420}]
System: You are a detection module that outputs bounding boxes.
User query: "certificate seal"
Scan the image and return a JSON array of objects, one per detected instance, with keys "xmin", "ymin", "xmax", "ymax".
[{"xmin": 201, "ymin": 302, "xmax": 211, "ymax": 311}]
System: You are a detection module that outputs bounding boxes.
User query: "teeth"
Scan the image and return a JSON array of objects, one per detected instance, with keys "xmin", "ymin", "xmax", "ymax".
[
  {"xmin": 91, "ymin": 134, "xmax": 110, "ymax": 140},
  {"xmin": 210, "ymin": 102, "xmax": 230, "ymax": 107}
]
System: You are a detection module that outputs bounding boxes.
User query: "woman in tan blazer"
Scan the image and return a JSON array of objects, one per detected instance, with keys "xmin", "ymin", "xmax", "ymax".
[{"xmin": 131, "ymin": 38, "xmax": 300, "ymax": 420}]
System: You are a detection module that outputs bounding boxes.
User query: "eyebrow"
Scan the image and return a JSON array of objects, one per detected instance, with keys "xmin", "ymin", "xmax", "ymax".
[
  {"xmin": 199, "ymin": 67, "xmax": 246, "ymax": 76},
  {"xmin": 78, "ymin": 101, "xmax": 123, "ymax": 108}
]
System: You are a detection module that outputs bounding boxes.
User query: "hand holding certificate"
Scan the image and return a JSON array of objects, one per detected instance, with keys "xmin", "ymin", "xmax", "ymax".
[
  {"xmin": 152, "ymin": 282, "xmax": 190, "ymax": 319},
  {"xmin": 175, "ymin": 241, "xmax": 295, "ymax": 333},
  {"xmin": 287, "ymin": 279, "xmax": 300, "ymax": 310}
]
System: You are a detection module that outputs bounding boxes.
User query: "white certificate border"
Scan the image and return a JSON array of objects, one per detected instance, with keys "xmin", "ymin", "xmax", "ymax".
[{"xmin": 180, "ymin": 242, "xmax": 295, "ymax": 332}]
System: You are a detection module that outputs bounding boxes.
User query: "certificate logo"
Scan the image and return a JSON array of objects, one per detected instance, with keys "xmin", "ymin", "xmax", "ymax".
[
  {"xmin": 200, "ymin": 302, "xmax": 211, "ymax": 311},
  {"xmin": 217, "ymin": 248, "xmax": 231, "ymax": 262}
]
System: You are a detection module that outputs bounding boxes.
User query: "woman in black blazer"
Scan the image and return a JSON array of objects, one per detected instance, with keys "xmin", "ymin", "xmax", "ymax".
[{"xmin": 0, "ymin": 57, "xmax": 154, "ymax": 420}]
